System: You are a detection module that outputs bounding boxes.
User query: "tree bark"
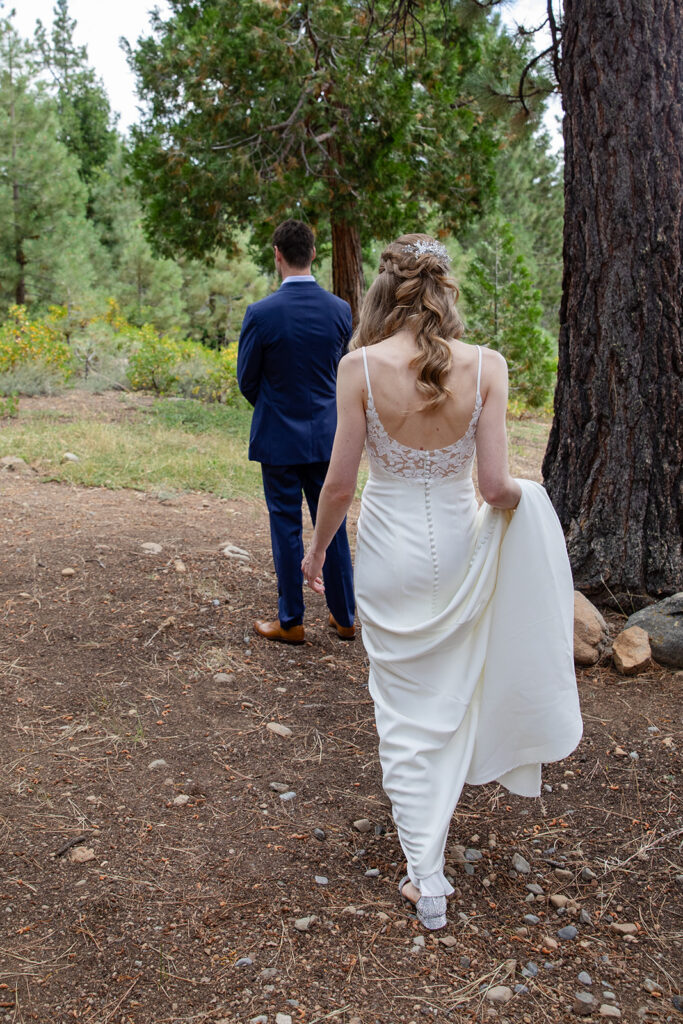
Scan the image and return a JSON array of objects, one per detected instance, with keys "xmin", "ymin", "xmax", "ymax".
[
  {"xmin": 331, "ymin": 215, "xmax": 365, "ymax": 327},
  {"xmin": 543, "ymin": 0, "xmax": 683, "ymax": 608}
]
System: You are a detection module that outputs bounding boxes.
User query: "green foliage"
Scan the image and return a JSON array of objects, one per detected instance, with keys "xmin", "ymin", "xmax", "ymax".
[
  {"xmin": 126, "ymin": 1, "xmax": 532, "ymax": 267},
  {"xmin": 0, "ymin": 306, "xmax": 74, "ymax": 374},
  {"xmin": 0, "ymin": 391, "xmax": 19, "ymax": 416},
  {"xmin": 0, "ymin": 19, "xmax": 102, "ymax": 309},
  {"xmin": 34, "ymin": 0, "xmax": 117, "ymax": 185},
  {"xmin": 460, "ymin": 219, "xmax": 556, "ymax": 408}
]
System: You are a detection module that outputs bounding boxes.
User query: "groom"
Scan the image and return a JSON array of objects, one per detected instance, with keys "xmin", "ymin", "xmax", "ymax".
[{"xmin": 237, "ymin": 219, "xmax": 356, "ymax": 644}]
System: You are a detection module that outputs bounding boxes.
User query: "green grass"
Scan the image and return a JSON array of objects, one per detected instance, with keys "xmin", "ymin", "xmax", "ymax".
[{"xmin": 0, "ymin": 396, "xmax": 263, "ymax": 499}]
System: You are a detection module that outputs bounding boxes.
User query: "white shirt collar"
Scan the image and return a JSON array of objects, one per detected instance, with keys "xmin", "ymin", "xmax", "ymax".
[{"xmin": 281, "ymin": 274, "xmax": 315, "ymax": 284}]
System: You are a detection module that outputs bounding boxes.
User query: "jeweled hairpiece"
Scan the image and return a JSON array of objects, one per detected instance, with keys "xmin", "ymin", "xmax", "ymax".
[{"xmin": 403, "ymin": 239, "xmax": 450, "ymax": 266}]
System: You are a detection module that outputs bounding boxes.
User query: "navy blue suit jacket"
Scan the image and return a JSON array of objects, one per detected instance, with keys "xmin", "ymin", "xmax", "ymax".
[{"xmin": 237, "ymin": 281, "xmax": 352, "ymax": 465}]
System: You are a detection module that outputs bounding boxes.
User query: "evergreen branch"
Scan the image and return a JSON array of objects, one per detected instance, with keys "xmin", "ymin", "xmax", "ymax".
[
  {"xmin": 518, "ymin": 45, "xmax": 556, "ymax": 115},
  {"xmin": 547, "ymin": 1, "xmax": 562, "ymax": 85}
]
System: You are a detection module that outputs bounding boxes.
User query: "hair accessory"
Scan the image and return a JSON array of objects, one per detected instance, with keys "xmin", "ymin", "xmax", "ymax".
[{"xmin": 403, "ymin": 239, "xmax": 450, "ymax": 266}]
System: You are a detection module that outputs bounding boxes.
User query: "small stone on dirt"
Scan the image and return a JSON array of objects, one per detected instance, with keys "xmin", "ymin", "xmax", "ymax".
[
  {"xmin": 611, "ymin": 922, "xmax": 637, "ymax": 936},
  {"xmin": 523, "ymin": 914, "xmax": 540, "ymax": 925},
  {"xmin": 278, "ymin": 791, "xmax": 296, "ymax": 801},
  {"xmin": 275, "ymin": 1015, "xmax": 293, "ymax": 1024},
  {"xmin": 364, "ymin": 868, "xmax": 380, "ymax": 878},
  {"xmin": 573, "ymin": 992, "xmax": 597, "ymax": 1015},
  {"xmin": 70, "ymin": 847, "xmax": 95, "ymax": 863},
  {"xmin": 313, "ymin": 828, "xmax": 325, "ymax": 841},
  {"xmin": 141, "ymin": 542, "xmax": 163, "ymax": 554},
  {"xmin": 557, "ymin": 925, "xmax": 578, "ymax": 940},
  {"xmin": 148, "ymin": 759, "xmax": 168, "ymax": 770},
  {"xmin": 353, "ymin": 818, "xmax": 372, "ymax": 833},
  {"xmin": 599, "ymin": 1006, "xmax": 621, "ymax": 1018},
  {"xmin": 235, "ymin": 957, "xmax": 253, "ymax": 967},
  {"xmin": 222, "ymin": 543, "xmax": 250, "ymax": 561},
  {"xmin": 314, "ymin": 876, "xmax": 328, "ymax": 885},
  {"xmin": 61, "ymin": 567, "xmax": 76, "ymax": 576},
  {"xmin": 439, "ymin": 935, "xmax": 457, "ymax": 948},
  {"xmin": 173, "ymin": 794, "xmax": 190, "ymax": 806},
  {"xmin": 213, "ymin": 672, "xmax": 234, "ymax": 684},
  {"xmin": 485, "ymin": 986, "xmax": 513, "ymax": 1005},
  {"xmin": 578, "ymin": 972, "xmax": 593, "ymax": 986},
  {"xmin": 512, "ymin": 853, "xmax": 531, "ymax": 874},
  {"xmin": 293, "ymin": 916, "xmax": 317, "ymax": 932},
  {"xmin": 269, "ymin": 782, "xmax": 289, "ymax": 793},
  {"xmin": 62, "ymin": 452, "xmax": 80, "ymax": 462},
  {"xmin": 613, "ymin": 626, "xmax": 652, "ymax": 675},
  {"xmin": 642, "ymin": 978, "xmax": 661, "ymax": 994},
  {"xmin": 173, "ymin": 559, "xmax": 187, "ymax": 572},
  {"xmin": 266, "ymin": 722, "xmax": 292, "ymax": 738}
]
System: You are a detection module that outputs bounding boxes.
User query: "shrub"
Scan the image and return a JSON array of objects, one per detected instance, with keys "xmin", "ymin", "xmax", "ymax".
[{"xmin": 0, "ymin": 306, "xmax": 74, "ymax": 378}]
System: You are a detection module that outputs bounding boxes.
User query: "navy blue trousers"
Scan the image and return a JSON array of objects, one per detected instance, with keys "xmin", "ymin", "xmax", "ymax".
[{"xmin": 261, "ymin": 462, "xmax": 355, "ymax": 630}]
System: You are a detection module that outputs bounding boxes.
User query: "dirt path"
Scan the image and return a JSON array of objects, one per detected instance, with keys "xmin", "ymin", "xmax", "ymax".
[{"xmin": 0, "ymin": 462, "xmax": 680, "ymax": 1023}]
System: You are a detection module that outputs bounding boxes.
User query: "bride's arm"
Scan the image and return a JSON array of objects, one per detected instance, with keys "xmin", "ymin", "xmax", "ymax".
[
  {"xmin": 475, "ymin": 349, "xmax": 522, "ymax": 510},
  {"xmin": 302, "ymin": 353, "xmax": 367, "ymax": 592}
]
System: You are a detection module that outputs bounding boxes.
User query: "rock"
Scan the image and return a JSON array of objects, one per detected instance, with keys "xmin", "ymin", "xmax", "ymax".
[
  {"xmin": 599, "ymin": 1006, "xmax": 621, "ymax": 1018},
  {"xmin": 579, "ymin": 909, "xmax": 592, "ymax": 925},
  {"xmin": 611, "ymin": 921, "xmax": 637, "ymax": 936},
  {"xmin": 485, "ymin": 986, "xmax": 513, "ymax": 1005},
  {"xmin": 550, "ymin": 894, "xmax": 569, "ymax": 908},
  {"xmin": 213, "ymin": 672, "xmax": 235, "ymax": 684},
  {"xmin": 412, "ymin": 935, "xmax": 425, "ymax": 948},
  {"xmin": 61, "ymin": 567, "xmax": 76, "ymax": 577},
  {"xmin": 313, "ymin": 828, "xmax": 325, "ymax": 841},
  {"xmin": 558, "ymin": 925, "xmax": 578, "ymax": 940},
  {"xmin": 174, "ymin": 559, "xmax": 187, "ymax": 573},
  {"xmin": 235, "ymin": 957, "xmax": 253, "ymax": 967},
  {"xmin": 148, "ymin": 759, "xmax": 168, "ymax": 770},
  {"xmin": 542, "ymin": 936, "xmax": 559, "ymax": 950},
  {"xmin": 0, "ymin": 455, "xmax": 32, "ymax": 474},
  {"xmin": 314, "ymin": 876, "xmax": 328, "ymax": 885},
  {"xmin": 465, "ymin": 848, "xmax": 483, "ymax": 862},
  {"xmin": 573, "ymin": 992, "xmax": 597, "ymax": 1015},
  {"xmin": 574, "ymin": 591, "xmax": 609, "ymax": 665},
  {"xmin": 613, "ymin": 626, "xmax": 652, "ymax": 675},
  {"xmin": 353, "ymin": 818, "xmax": 372, "ymax": 833},
  {"xmin": 364, "ymin": 868, "xmax": 380, "ymax": 878},
  {"xmin": 555, "ymin": 868, "xmax": 573, "ymax": 880},
  {"xmin": 581, "ymin": 866, "xmax": 597, "ymax": 881},
  {"xmin": 625, "ymin": 593, "xmax": 683, "ymax": 668},
  {"xmin": 512, "ymin": 853, "xmax": 531, "ymax": 874},
  {"xmin": 526, "ymin": 883, "xmax": 544, "ymax": 895},
  {"xmin": 521, "ymin": 962, "xmax": 538, "ymax": 978},
  {"xmin": 62, "ymin": 452, "xmax": 80, "ymax": 462},
  {"xmin": 173, "ymin": 794, "xmax": 190, "ymax": 806},
  {"xmin": 523, "ymin": 914, "xmax": 540, "ymax": 926},
  {"xmin": 222, "ymin": 543, "xmax": 250, "ymax": 562},
  {"xmin": 439, "ymin": 935, "xmax": 457, "ymax": 948},
  {"xmin": 578, "ymin": 971, "xmax": 593, "ymax": 986},
  {"xmin": 279, "ymin": 791, "xmax": 296, "ymax": 802},
  {"xmin": 515, "ymin": 984, "xmax": 530, "ymax": 995},
  {"xmin": 269, "ymin": 782, "xmax": 290, "ymax": 793},
  {"xmin": 377, "ymin": 912, "xmax": 390, "ymax": 923},
  {"xmin": 70, "ymin": 847, "xmax": 95, "ymax": 863},
  {"xmin": 275, "ymin": 1015, "xmax": 293, "ymax": 1024},
  {"xmin": 267, "ymin": 722, "xmax": 292, "ymax": 738},
  {"xmin": 250, "ymin": 1017, "xmax": 268, "ymax": 1024},
  {"xmin": 642, "ymin": 978, "xmax": 661, "ymax": 994},
  {"xmin": 141, "ymin": 542, "xmax": 163, "ymax": 554},
  {"xmin": 293, "ymin": 916, "xmax": 317, "ymax": 932},
  {"xmin": 260, "ymin": 967, "xmax": 277, "ymax": 979}
]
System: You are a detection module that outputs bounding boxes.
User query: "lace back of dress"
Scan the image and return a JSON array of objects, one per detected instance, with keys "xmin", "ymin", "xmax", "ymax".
[{"xmin": 362, "ymin": 346, "xmax": 482, "ymax": 480}]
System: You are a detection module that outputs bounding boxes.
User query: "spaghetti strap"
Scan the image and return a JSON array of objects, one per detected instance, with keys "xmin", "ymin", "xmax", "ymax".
[
  {"xmin": 361, "ymin": 347, "xmax": 373, "ymax": 401},
  {"xmin": 476, "ymin": 346, "xmax": 482, "ymax": 399}
]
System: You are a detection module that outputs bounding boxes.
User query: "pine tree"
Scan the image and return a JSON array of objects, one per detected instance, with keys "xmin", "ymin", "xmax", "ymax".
[
  {"xmin": 0, "ymin": 19, "xmax": 100, "ymax": 310},
  {"xmin": 460, "ymin": 218, "xmax": 555, "ymax": 407}
]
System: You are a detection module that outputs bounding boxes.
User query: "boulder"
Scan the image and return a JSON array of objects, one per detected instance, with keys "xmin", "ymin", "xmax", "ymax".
[
  {"xmin": 0, "ymin": 455, "xmax": 33, "ymax": 474},
  {"xmin": 574, "ymin": 591, "xmax": 609, "ymax": 665},
  {"xmin": 624, "ymin": 593, "xmax": 683, "ymax": 668},
  {"xmin": 612, "ymin": 626, "xmax": 652, "ymax": 676}
]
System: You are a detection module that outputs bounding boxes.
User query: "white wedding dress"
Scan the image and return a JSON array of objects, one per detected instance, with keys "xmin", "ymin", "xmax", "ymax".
[{"xmin": 354, "ymin": 346, "xmax": 583, "ymax": 899}]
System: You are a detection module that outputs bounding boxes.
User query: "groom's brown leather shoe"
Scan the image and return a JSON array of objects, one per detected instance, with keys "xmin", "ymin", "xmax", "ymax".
[
  {"xmin": 254, "ymin": 619, "xmax": 305, "ymax": 644},
  {"xmin": 329, "ymin": 614, "xmax": 356, "ymax": 640}
]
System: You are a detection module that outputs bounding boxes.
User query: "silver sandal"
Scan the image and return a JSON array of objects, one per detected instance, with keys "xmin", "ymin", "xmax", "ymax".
[{"xmin": 398, "ymin": 874, "xmax": 447, "ymax": 931}]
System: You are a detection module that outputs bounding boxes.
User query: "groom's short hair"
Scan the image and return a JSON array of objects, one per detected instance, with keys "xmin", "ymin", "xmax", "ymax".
[{"xmin": 273, "ymin": 220, "xmax": 315, "ymax": 269}]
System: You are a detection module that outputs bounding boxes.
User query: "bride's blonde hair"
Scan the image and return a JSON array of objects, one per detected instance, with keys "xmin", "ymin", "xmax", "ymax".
[{"xmin": 350, "ymin": 233, "xmax": 464, "ymax": 409}]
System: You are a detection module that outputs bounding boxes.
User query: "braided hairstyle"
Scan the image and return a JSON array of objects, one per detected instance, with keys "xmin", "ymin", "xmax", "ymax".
[{"xmin": 350, "ymin": 234, "xmax": 464, "ymax": 409}]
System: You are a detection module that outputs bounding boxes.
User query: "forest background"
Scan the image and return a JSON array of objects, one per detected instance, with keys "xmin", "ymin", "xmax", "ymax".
[{"xmin": 1, "ymin": 0, "xmax": 563, "ymax": 410}]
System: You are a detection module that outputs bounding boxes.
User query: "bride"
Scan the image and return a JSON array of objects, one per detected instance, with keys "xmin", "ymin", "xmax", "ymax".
[{"xmin": 301, "ymin": 234, "xmax": 582, "ymax": 930}]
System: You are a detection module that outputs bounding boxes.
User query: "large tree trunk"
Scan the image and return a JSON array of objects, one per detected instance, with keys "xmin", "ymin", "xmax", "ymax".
[
  {"xmin": 543, "ymin": 0, "xmax": 682, "ymax": 608},
  {"xmin": 330, "ymin": 215, "xmax": 365, "ymax": 327}
]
